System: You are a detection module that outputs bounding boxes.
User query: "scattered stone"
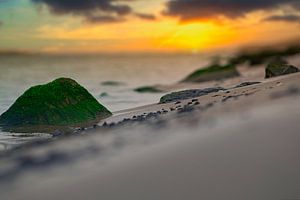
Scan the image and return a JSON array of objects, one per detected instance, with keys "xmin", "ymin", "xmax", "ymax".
[
  {"xmin": 146, "ymin": 112, "xmax": 158, "ymax": 118},
  {"xmin": 276, "ymin": 82, "xmax": 283, "ymax": 86},
  {"xmin": 51, "ymin": 130, "xmax": 64, "ymax": 137},
  {"xmin": 234, "ymin": 81, "xmax": 261, "ymax": 88},
  {"xmin": 123, "ymin": 118, "xmax": 130, "ymax": 122},
  {"xmin": 109, "ymin": 122, "xmax": 115, "ymax": 127},
  {"xmin": 212, "ymin": 94, "xmax": 220, "ymax": 97},
  {"xmin": 177, "ymin": 105, "xmax": 195, "ymax": 114},
  {"xmin": 159, "ymin": 87, "xmax": 225, "ymax": 104}
]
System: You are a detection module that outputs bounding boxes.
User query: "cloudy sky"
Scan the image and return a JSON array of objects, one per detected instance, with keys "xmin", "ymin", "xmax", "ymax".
[{"xmin": 0, "ymin": 0, "xmax": 300, "ymax": 53}]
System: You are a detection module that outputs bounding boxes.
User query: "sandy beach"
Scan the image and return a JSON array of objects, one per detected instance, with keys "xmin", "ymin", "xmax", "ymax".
[
  {"xmin": 2, "ymin": 1, "xmax": 300, "ymax": 199},
  {"xmin": 0, "ymin": 69, "xmax": 299, "ymax": 200}
]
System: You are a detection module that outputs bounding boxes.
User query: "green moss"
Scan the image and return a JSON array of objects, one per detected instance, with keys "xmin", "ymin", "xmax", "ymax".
[
  {"xmin": 134, "ymin": 86, "xmax": 162, "ymax": 93},
  {"xmin": 182, "ymin": 64, "xmax": 239, "ymax": 83},
  {"xmin": 0, "ymin": 78, "xmax": 112, "ymax": 128}
]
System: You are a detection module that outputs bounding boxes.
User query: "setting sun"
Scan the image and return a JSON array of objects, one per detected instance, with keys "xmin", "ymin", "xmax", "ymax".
[{"xmin": 0, "ymin": 0, "xmax": 299, "ymax": 53}]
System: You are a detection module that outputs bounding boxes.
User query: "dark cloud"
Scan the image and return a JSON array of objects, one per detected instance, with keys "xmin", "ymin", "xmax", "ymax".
[
  {"xmin": 264, "ymin": 14, "xmax": 300, "ymax": 23},
  {"xmin": 135, "ymin": 13, "xmax": 156, "ymax": 21},
  {"xmin": 31, "ymin": 0, "xmax": 135, "ymax": 23},
  {"xmin": 85, "ymin": 14, "xmax": 125, "ymax": 23},
  {"xmin": 163, "ymin": 0, "xmax": 300, "ymax": 21}
]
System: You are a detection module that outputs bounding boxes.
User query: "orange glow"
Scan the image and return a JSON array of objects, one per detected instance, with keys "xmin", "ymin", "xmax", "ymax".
[{"xmin": 35, "ymin": 12, "xmax": 300, "ymax": 54}]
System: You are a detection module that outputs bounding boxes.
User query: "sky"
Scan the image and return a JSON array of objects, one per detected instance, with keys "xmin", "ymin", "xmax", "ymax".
[{"xmin": 0, "ymin": 0, "xmax": 300, "ymax": 54}]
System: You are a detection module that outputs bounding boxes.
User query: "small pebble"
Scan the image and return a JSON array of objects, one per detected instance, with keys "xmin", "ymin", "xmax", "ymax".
[
  {"xmin": 109, "ymin": 122, "xmax": 115, "ymax": 127},
  {"xmin": 123, "ymin": 118, "xmax": 130, "ymax": 122}
]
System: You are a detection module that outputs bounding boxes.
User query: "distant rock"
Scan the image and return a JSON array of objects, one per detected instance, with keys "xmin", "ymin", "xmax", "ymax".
[
  {"xmin": 182, "ymin": 64, "xmax": 240, "ymax": 83},
  {"xmin": 0, "ymin": 78, "xmax": 112, "ymax": 132},
  {"xmin": 99, "ymin": 92, "xmax": 109, "ymax": 98},
  {"xmin": 134, "ymin": 86, "xmax": 162, "ymax": 93},
  {"xmin": 229, "ymin": 46, "xmax": 300, "ymax": 66},
  {"xmin": 265, "ymin": 63, "xmax": 299, "ymax": 78},
  {"xmin": 101, "ymin": 81, "xmax": 125, "ymax": 86},
  {"xmin": 159, "ymin": 87, "xmax": 225, "ymax": 104}
]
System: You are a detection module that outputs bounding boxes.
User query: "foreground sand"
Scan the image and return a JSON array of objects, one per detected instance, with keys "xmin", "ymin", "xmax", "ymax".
[{"xmin": 1, "ymin": 72, "xmax": 300, "ymax": 200}]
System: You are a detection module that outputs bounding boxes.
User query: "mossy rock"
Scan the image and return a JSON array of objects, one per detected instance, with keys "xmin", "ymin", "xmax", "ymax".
[
  {"xmin": 134, "ymin": 86, "xmax": 162, "ymax": 93},
  {"xmin": 0, "ymin": 78, "xmax": 112, "ymax": 132},
  {"xmin": 182, "ymin": 64, "xmax": 239, "ymax": 83},
  {"xmin": 265, "ymin": 63, "xmax": 299, "ymax": 78}
]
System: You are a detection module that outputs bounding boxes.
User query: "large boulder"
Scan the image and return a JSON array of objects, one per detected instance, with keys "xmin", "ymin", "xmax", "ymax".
[
  {"xmin": 0, "ymin": 78, "xmax": 112, "ymax": 132},
  {"xmin": 182, "ymin": 64, "xmax": 239, "ymax": 83},
  {"xmin": 265, "ymin": 63, "xmax": 299, "ymax": 78},
  {"xmin": 159, "ymin": 87, "xmax": 225, "ymax": 104}
]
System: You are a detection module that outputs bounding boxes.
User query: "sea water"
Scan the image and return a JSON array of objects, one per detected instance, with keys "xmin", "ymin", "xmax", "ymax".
[{"xmin": 0, "ymin": 53, "xmax": 208, "ymax": 149}]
